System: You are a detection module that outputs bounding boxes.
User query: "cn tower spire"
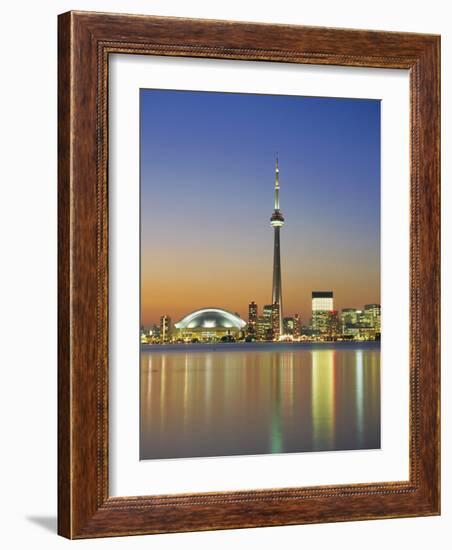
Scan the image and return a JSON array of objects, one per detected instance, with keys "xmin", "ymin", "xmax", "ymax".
[{"xmin": 270, "ymin": 155, "xmax": 284, "ymax": 338}]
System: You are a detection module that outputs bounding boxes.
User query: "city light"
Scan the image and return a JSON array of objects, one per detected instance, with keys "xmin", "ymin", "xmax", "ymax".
[{"xmin": 141, "ymin": 297, "xmax": 380, "ymax": 345}]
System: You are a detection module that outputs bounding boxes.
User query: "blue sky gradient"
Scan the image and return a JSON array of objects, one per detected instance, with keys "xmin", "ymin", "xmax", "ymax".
[{"xmin": 140, "ymin": 89, "xmax": 380, "ymax": 325}]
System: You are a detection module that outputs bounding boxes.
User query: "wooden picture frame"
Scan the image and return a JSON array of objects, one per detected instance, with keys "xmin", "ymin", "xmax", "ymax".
[{"xmin": 58, "ymin": 10, "xmax": 440, "ymax": 539}]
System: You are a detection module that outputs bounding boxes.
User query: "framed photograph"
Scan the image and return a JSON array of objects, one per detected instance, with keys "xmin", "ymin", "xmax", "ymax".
[{"xmin": 58, "ymin": 11, "xmax": 440, "ymax": 538}]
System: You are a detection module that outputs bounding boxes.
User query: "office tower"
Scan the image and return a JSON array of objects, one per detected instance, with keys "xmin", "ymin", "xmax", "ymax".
[
  {"xmin": 364, "ymin": 304, "xmax": 381, "ymax": 330},
  {"xmin": 312, "ymin": 291, "xmax": 334, "ymax": 312},
  {"xmin": 311, "ymin": 291, "xmax": 334, "ymax": 335},
  {"xmin": 341, "ymin": 308, "xmax": 358, "ymax": 335},
  {"xmin": 160, "ymin": 314, "xmax": 171, "ymax": 343},
  {"xmin": 271, "ymin": 302, "xmax": 280, "ymax": 337},
  {"xmin": 326, "ymin": 310, "xmax": 340, "ymax": 340},
  {"xmin": 262, "ymin": 304, "xmax": 274, "ymax": 340},
  {"xmin": 293, "ymin": 313, "xmax": 301, "ymax": 338},
  {"xmin": 248, "ymin": 301, "xmax": 258, "ymax": 335},
  {"xmin": 256, "ymin": 316, "xmax": 267, "ymax": 341}
]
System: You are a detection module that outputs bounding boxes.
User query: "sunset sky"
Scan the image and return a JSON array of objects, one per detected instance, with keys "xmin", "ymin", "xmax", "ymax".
[{"xmin": 140, "ymin": 89, "xmax": 380, "ymax": 327}]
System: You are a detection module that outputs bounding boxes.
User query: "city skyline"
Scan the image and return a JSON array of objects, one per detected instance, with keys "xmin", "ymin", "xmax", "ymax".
[
  {"xmin": 141, "ymin": 89, "xmax": 380, "ymax": 326},
  {"xmin": 142, "ymin": 294, "xmax": 381, "ymax": 334},
  {"xmin": 142, "ymin": 297, "xmax": 380, "ymax": 328}
]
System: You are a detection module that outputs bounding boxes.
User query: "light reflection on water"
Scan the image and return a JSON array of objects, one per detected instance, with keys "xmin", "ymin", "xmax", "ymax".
[{"xmin": 140, "ymin": 342, "xmax": 380, "ymax": 460}]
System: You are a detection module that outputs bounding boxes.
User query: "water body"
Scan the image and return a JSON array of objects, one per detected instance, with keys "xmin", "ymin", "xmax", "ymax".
[{"xmin": 140, "ymin": 342, "xmax": 380, "ymax": 460}]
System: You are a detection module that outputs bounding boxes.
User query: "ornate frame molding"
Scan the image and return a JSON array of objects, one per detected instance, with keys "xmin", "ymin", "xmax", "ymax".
[{"xmin": 58, "ymin": 11, "xmax": 440, "ymax": 538}]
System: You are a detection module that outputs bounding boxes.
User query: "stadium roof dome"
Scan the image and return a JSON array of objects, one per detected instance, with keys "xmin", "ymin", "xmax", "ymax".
[{"xmin": 174, "ymin": 308, "xmax": 246, "ymax": 330}]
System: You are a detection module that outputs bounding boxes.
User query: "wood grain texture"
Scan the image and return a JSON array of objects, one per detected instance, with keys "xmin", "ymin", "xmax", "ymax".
[
  {"xmin": 57, "ymin": 10, "xmax": 72, "ymax": 538},
  {"xmin": 57, "ymin": 11, "xmax": 440, "ymax": 539}
]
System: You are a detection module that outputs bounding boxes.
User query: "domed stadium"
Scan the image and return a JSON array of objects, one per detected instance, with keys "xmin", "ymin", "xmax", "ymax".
[{"xmin": 174, "ymin": 308, "xmax": 246, "ymax": 342}]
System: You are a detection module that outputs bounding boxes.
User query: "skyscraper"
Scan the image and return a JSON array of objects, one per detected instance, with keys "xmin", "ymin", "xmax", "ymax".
[
  {"xmin": 160, "ymin": 315, "xmax": 171, "ymax": 343},
  {"xmin": 311, "ymin": 291, "xmax": 334, "ymax": 335},
  {"xmin": 271, "ymin": 302, "xmax": 280, "ymax": 336},
  {"xmin": 341, "ymin": 308, "xmax": 358, "ymax": 336},
  {"xmin": 293, "ymin": 313, "xmax": 301, "ymax": 338},
  {"xmin": 364, "ymin": 304, "xmax": 381, "ymax": 331},
  {"xmin": 261, "ymin": 304, "xmax": 274, "ymax": 340},
  {"xmin": 248, "ymin": 301, "xmax": 258, "ymax": 336},
  {"xmin": 326, "ymin": 310, "xmax": 340, "ymax": 340},
  {"xmin": 270, "ymin": 157, "xmax": 284, "ymax": 338},
  {"xmin": 312, "ymin": 291, "xmax": 334, "ymax": 312}
]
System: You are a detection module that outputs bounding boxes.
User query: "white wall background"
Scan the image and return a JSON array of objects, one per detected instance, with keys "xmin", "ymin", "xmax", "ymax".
[{"xmin": 0, "ymin": 1, "xmax": 449, "ymax": 548}]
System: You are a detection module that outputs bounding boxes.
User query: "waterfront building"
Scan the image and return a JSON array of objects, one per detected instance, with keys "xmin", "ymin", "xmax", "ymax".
[
  {"xmin": 140, "ymin": 327, "xmax": 148, "ymax": 344},
  {"xmin": 312, "ymin": 291, "xmax": 334, "ymax": 312},
  {"xmin": 359, "ymin": 326, "xmax": 379, "ymax": 340},
  {"xmin": 258, "ymin": 304, "xmax": 274, "ymax": 340},
  {"xmin": 340, "ymin": 305, "xmax": 381, "ymax": 340},
  {"xmin": 301, "ymin": 324, "xmax": 316, "ymax": 339},
  {"xmin": 341, "ymin": 308, "xmax": 358, "ymax": 326},
  {"xmin": 160, "ymin": 315, "xmax": 172, "ymax": 342},
  {"xmin": 341, "ymin": 308, "xmax": 358, "ymax": 335},
  {"xmin": 364, "ymin": 304, "xmax": 381, "ymax": 330},
  {"xmin": 173, "ymin": 307, "xmax": 246, "ymax": 342},
  {"xmin": 326, "ymin": 310, "xmax": 340, "ymax": 340},
  {"xmin": 256, "ymin": 315, "xmax": 268, "ymax": 340},
  {"xmin": 150, "ymin": 323, "xmax": 161, "ymax": 342},
  {"xmin": 312, "ymin": 311, "xmax": 329, "ymax": 335},
  {"xmin": 283, "ymin": 316, "xmax": 295, "ymax": 335},
  {"xmin": 271, "ymin": 302, "xmax": 281, "ymax": 337},
  {"xmin": 263, "ymin": 305, "xmax": 273, "ymax": 322},
  {"xmin": 270, "ymin": 157, "xmax": 284, "ymax": 338},
  {"xmin": 293, "ymin": 314, "xmax": 301, "ymax": 338},
  {"xmin": 311, "ymin": 291, "xmax": 334, "ymax": 335},
  {"xmin": 248, "ymin": 301, "xmax": 258, "ymax": 336},
  {"xmin": 356, "ymin": 309, "xmax": 366, "ymax": 327}
]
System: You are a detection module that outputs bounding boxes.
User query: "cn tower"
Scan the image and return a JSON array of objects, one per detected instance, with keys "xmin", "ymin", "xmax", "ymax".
[{"xmin": 270, "ymin": 156, "xmax": 284, "ymax": 337}]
